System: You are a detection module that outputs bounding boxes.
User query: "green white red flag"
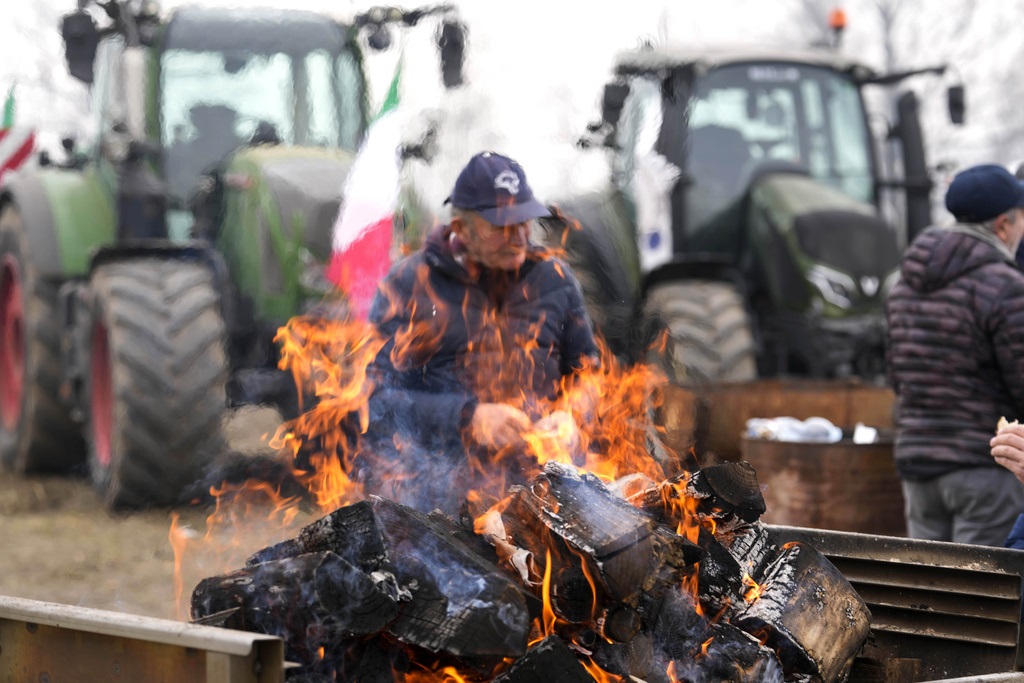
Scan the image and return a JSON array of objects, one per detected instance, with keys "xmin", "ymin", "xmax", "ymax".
[
  {"xmin": 326, "ymin": 64, "xmax": 403, "ymax": 319},
  {"xmin": 0, "ymin": 85, "xmax": 36, "ymax": 185}
]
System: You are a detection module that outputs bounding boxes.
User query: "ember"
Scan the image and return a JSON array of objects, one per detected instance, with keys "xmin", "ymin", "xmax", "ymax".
[{"xmin": 182, "ymin": 315, "xmax": 871, "ymax": 682}]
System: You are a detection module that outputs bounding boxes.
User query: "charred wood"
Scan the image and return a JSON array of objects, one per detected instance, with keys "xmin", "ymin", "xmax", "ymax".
[
  {"xmin": 370, "ymin": 496, "xmax": 531, "ymax": 659},
  {"xmin": 247, "ymin": 500, "xmax": 388, "ymax": 572},
  {"xmin": 682, "ymin": 620, "xmax": 785, "ymax": 683},
  {"xmin": 512, "ymin": 462, "xmax": 657, "ymax": 604},
  {"xmin": 490, "ymin": 636, "xmax": 596, "ymax": 683},
  {"xmin": 732, "ymin": 541, "xmax": 871, "ymax": 683},
  {"xmin": 688, "ymin": 461, "xmax": 766, "ymax": 523},
  {"xmin": 191, "ymin": 551, "xmax": 400, "ymax": 663}
]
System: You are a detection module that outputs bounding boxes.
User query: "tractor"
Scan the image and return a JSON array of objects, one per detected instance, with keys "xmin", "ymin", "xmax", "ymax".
[
  {"xmin": 0, "ymin": 0, "xmax": 464, "ymax": 508},
  {"xmin": 545, "ymin": 43, "xmax": 964, "ymax": 385}
]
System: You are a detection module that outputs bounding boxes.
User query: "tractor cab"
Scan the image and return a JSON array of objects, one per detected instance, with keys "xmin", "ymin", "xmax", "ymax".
[
  {"xmin": 157, "ymin": 8, "xmax": 367, "ymax": 207},
  {"xmin": 565, "ymin": 45, "xmax": 963, "ymax": 381}
]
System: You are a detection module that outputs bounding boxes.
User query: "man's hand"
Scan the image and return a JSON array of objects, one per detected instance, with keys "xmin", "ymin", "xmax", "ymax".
[
  {"xmin": 469, "ymin": 402, "xmax": 532, "ymax": 451},
  {"xmin": 991, "ymin": 423, "xmax": 1024, "ymax": 485}
]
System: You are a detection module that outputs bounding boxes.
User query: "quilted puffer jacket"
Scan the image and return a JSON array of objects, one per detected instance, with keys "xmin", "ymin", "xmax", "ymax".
[
  {"xmin": 885, "ymin": 226, "xmax": 1024, "ymax": 479},
  {"xmin": 366, "ymin": 224, "xmax": 599, "ymax": 458}
]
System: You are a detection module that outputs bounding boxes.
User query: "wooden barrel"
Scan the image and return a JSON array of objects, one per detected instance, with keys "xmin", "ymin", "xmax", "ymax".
[{"xmin": 740, "ymin": 435, "xmax": 906, "ymax": 537}]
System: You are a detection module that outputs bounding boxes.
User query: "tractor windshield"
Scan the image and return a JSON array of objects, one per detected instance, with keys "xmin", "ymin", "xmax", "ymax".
[
  {"xmin": 685, "ymin": 62, "xmax": 874, "ymax": 236},
  {"xmin": 158, "ymin": 8, "xmax": 366, "ymax": 203}
]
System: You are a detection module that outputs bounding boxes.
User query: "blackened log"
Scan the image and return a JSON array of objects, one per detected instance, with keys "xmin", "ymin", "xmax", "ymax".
[
  {"xmin": 695, "ymin": 526, "xmax": 743, "ymax": 614},
  {"xmin": 666, "ymin": 620, "xmax": 784, "ymax": 683},
  {"xmin": 427, "ymin": 508, "xmax": 501, "ymax": 566},
  {"xmin": 648, "ymin": 588, "xmax": 708, "ymax": 661},
  {"xmin": 599, "ymin": 603, "xmax": 641, "ymax": 643},
  {"xmin": 720, "ymin": 520, "xmax": 778, "ymax": 581},
  {"xmin": 191, "ymin": 551, "xmax": 400, "ymax": 662},
  {"xmin": 514, "ymin": 462, "xmax": 657, "ymax": 603},
  {"xmin": 491, "ymin": 636, "xmax": 596, "ymax": 683},
  {"xmin": 586, "ymin": 630, "xmax": 670, "ymax": 683},
  {"xmin": 551, "ymin": 563, "xmax": 597, "ymax": 623},
  {"xmin": 688, "ymin": 461, "xmax": 766, "ymax": 522},
  {"xmin": 732, "ymin": 541, "xmax": 872, "ymax": 683},
  {"xmin": 246, "ymin": 500, "xmax": 388, "ymax": 572},
  {"xmin": 370, "ymin": 496, "xmax": 530, "ymax": 659}
]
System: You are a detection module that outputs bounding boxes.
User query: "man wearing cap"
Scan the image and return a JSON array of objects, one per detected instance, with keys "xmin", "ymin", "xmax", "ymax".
[
  {"xmin": 885, "ymin": 163, "xmax": 1024, "ymax": 545},
  {"xmin": 357, "ymin": 151, "xmax": 599, "ymax": 513}
]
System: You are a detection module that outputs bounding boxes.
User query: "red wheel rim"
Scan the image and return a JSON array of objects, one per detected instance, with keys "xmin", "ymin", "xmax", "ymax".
[
  {"xmin": 0, "ymin": 254, "xmax": 25, "ymax": 431},
  {"xmin": 90, "ymin": 319, "xmax": 114, "ymax": 468}
]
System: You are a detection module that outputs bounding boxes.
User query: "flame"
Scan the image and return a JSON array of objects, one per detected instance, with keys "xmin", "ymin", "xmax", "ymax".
[
  {"xmin": 700, "ymin": 636, "xmax": 714, "ymax": 657},
  {"xmin": 170, "ymin": 238, "xmax": 714, "ymax": 680},
  {"xmin": 742, "ymin": 572, "xmax": 765, "ymax": 603},
  {"xmin": 540, "ymin": 549, "xmax": 557, "ymax": 638}
]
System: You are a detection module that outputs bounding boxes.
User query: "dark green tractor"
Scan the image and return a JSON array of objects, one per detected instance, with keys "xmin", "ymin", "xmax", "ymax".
[
  {"xmin": 0, "ymin": 1, "xmax": 463, "ymax": 508},
  {"xmin": 548, "ymin": 45, "xmax": 963, "ymax": 385}
]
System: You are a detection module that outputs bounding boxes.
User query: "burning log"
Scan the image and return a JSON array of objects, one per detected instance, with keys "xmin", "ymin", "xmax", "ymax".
[
  {"xmin": 190, "ymin": 550, "xmax": 401, "ymax": 660},
  {"xmin": 369, "ymin": 495, "xmax": 531, "ymax": 659},
  {"xmin": 510, "ymin": 462, "xmax": 676, "ymax": 604},
  {"xmin": 490, "ymin": 636, "xmax": 596, "ymax": 683},
  {"xmin": 732, "ymin": 541, "xmax": 872, "ymax": 682},
  {"xmin": 246, "ymin": 499, "xmax": 387, "ymax": 570},
  {"xmin": 191, "ymin": 459, "xmax": 872, "ymax": 682}
]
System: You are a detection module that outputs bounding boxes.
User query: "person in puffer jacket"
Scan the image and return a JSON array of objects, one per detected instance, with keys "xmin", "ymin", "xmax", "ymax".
[
  {"xmin": 885, "ymin": 163, "xmax": 1024, "ymax": 546},
  {"xmin": 357, "ymin": 151, "xmax": 599, "ymax": 514}
]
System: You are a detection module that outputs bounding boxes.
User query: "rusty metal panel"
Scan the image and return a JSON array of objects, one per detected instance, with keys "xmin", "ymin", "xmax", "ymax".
[
  {"xmin": 769, "ymin": 526, "xmax": 1024, "ymax": 681},
  {"xmin": 0, "ymin": 597, "xmax": 284, "ymax": 683}
]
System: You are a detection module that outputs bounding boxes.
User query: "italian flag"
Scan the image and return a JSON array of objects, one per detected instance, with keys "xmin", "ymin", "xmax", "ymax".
[
  {"xmin": 0, "ymin": 84, "xmax": 35, "ymax": 184},
  {"xmin": 326, "ymin": 65, "xmax": 403, "ymax": 319}
]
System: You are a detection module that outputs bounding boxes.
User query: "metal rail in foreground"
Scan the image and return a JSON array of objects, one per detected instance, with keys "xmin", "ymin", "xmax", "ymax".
[{"xmin": 0, "ymin": 596, "xmax": 285, "ymax": 683}]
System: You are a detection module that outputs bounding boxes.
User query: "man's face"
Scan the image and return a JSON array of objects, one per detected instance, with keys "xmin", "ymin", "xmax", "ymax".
[
  {"xmin": 998, "ymin": 208, "xmax": 1024, "ymax": 255},
  {"xmin": 454, "ymin": 211, "xmax": 531, "ymax": 271}
]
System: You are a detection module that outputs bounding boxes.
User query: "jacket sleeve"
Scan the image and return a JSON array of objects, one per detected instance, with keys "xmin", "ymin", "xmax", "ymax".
[
  {"xmin": 559, "ymin": 266, "xmax": 600, "ymax": 376},
  {"xmin": 365, "ymin": 273, "xmax": 476, "ymax": 453},
  {"xmin": 991, "ymin": 277, "xmax": 1024, "ymax": 416}
]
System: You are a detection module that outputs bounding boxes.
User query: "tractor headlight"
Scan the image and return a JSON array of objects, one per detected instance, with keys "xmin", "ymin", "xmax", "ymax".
[
  {"xmin": 298, "ymin": 247, "xmax": 333, "ymax": 296},
  {"xmin": 808, "ymin": 264, "xmax": 856, "ymax": 308},
  {"xmin": 882, "ymin": 268, "xmax": 901, "ymax": 298}
]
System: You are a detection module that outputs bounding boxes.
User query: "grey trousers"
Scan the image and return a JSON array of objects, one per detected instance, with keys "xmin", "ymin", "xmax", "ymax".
[{"xmin": 902, "ymin": 467, "xmax": 1024, "ymax": 546}]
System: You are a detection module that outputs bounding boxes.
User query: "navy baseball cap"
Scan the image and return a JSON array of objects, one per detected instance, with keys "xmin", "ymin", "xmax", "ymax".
[
  {"xmin": 945, "ymin": 164, "xmax": 1024, "ymax": 222},
  {"xmin": 445, "ymin": 151, "xmax": 551, "ymax": 226}
]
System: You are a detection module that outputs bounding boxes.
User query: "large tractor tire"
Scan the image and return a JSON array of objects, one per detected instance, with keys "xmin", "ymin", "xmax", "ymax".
[
  {"xmin": 0, "ymin": 204, "xmax": 84, "ymax": 472},
  {"xmin": 86, "ymin": 258, "xmax": 228, "ymax": 509},
  {"xmin": 642, "ymin": 280, "xmax": 758, "ymax": 384}
]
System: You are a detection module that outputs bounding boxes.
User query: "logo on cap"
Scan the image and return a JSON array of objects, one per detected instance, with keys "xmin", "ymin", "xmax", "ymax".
[{"xmin": 494, "ymin": 170, "xmax": 520, "ymax": 195}]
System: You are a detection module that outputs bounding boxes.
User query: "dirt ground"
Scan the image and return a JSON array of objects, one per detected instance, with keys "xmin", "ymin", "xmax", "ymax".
[{"xmin": 0, "ymin": 406, "xmax": 318, "ymax": 622}]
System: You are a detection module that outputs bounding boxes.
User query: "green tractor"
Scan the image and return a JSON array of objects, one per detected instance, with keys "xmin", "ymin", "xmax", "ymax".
[
  {"xmin": 549, "ymin": 45, "xmax": 963, "ymax": 385},
  {"xmin": 0, "ymin": 0, "xmax": 464, "ymax": 508}
]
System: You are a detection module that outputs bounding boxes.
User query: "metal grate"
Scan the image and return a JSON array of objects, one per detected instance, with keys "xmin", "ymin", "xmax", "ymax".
[{"xmin": 769, "ymin": 525, "xmax": 1024, "ymax": 682}]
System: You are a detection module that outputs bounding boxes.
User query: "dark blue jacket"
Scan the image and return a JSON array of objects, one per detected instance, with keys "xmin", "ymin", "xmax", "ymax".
[{"xmin": 359, "ymin": 225, "xmax": 598, "ymax": 506}]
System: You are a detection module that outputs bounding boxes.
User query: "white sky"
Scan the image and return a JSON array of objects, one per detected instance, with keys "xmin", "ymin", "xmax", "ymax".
[{"xmin": 0, "ymin": 0, "xmax": 1012, "ymax": 205}]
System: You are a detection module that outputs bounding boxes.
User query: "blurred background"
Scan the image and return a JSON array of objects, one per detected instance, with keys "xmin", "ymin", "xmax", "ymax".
[{"xmin": 2, "ymin": 0, "xmax": 1020, "ymax": 215}]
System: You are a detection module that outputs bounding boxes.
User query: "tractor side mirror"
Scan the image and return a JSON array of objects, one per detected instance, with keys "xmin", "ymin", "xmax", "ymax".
[
  {"xmin": 947, "ymin": 84, "xmax": 965, "ymax": 125},
  {"xmin": 61, "ymin": 10, "xmax": 99, "ymax": 84},
  {"xmin": 601, "ymin": 83, "xmax": 629, "ymax": 127},
  {"xmin": 437, "ymin": 20, "xmax": 465, "ymax": 89}
]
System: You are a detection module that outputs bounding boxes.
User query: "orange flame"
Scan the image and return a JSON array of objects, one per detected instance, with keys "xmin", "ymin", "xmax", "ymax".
[{"xmin": 742, "ymin": 572, "xmax": 765, "ymax": 603}]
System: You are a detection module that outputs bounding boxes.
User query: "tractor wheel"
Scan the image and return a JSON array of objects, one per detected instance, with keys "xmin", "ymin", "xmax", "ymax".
[
  {"xmin": 86, "ymin": 258, "xmax": 228, "ymax": 509},
  {"xmin": 0, "ymin": 203, "xmax": 84, "ymax": 472},
  {"xmin": 642, "ymin": 280, "xmax": 758, "ymax": 384}
]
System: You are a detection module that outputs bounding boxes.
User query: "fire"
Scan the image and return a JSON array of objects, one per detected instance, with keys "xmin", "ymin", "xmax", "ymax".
[
  {"xmin": 742, "ymin": 572, "xmax": 765, "ymax": 603},
  {"xmin": 172, "ymin": 253, "xmax": 704, "ymax": 681}
]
